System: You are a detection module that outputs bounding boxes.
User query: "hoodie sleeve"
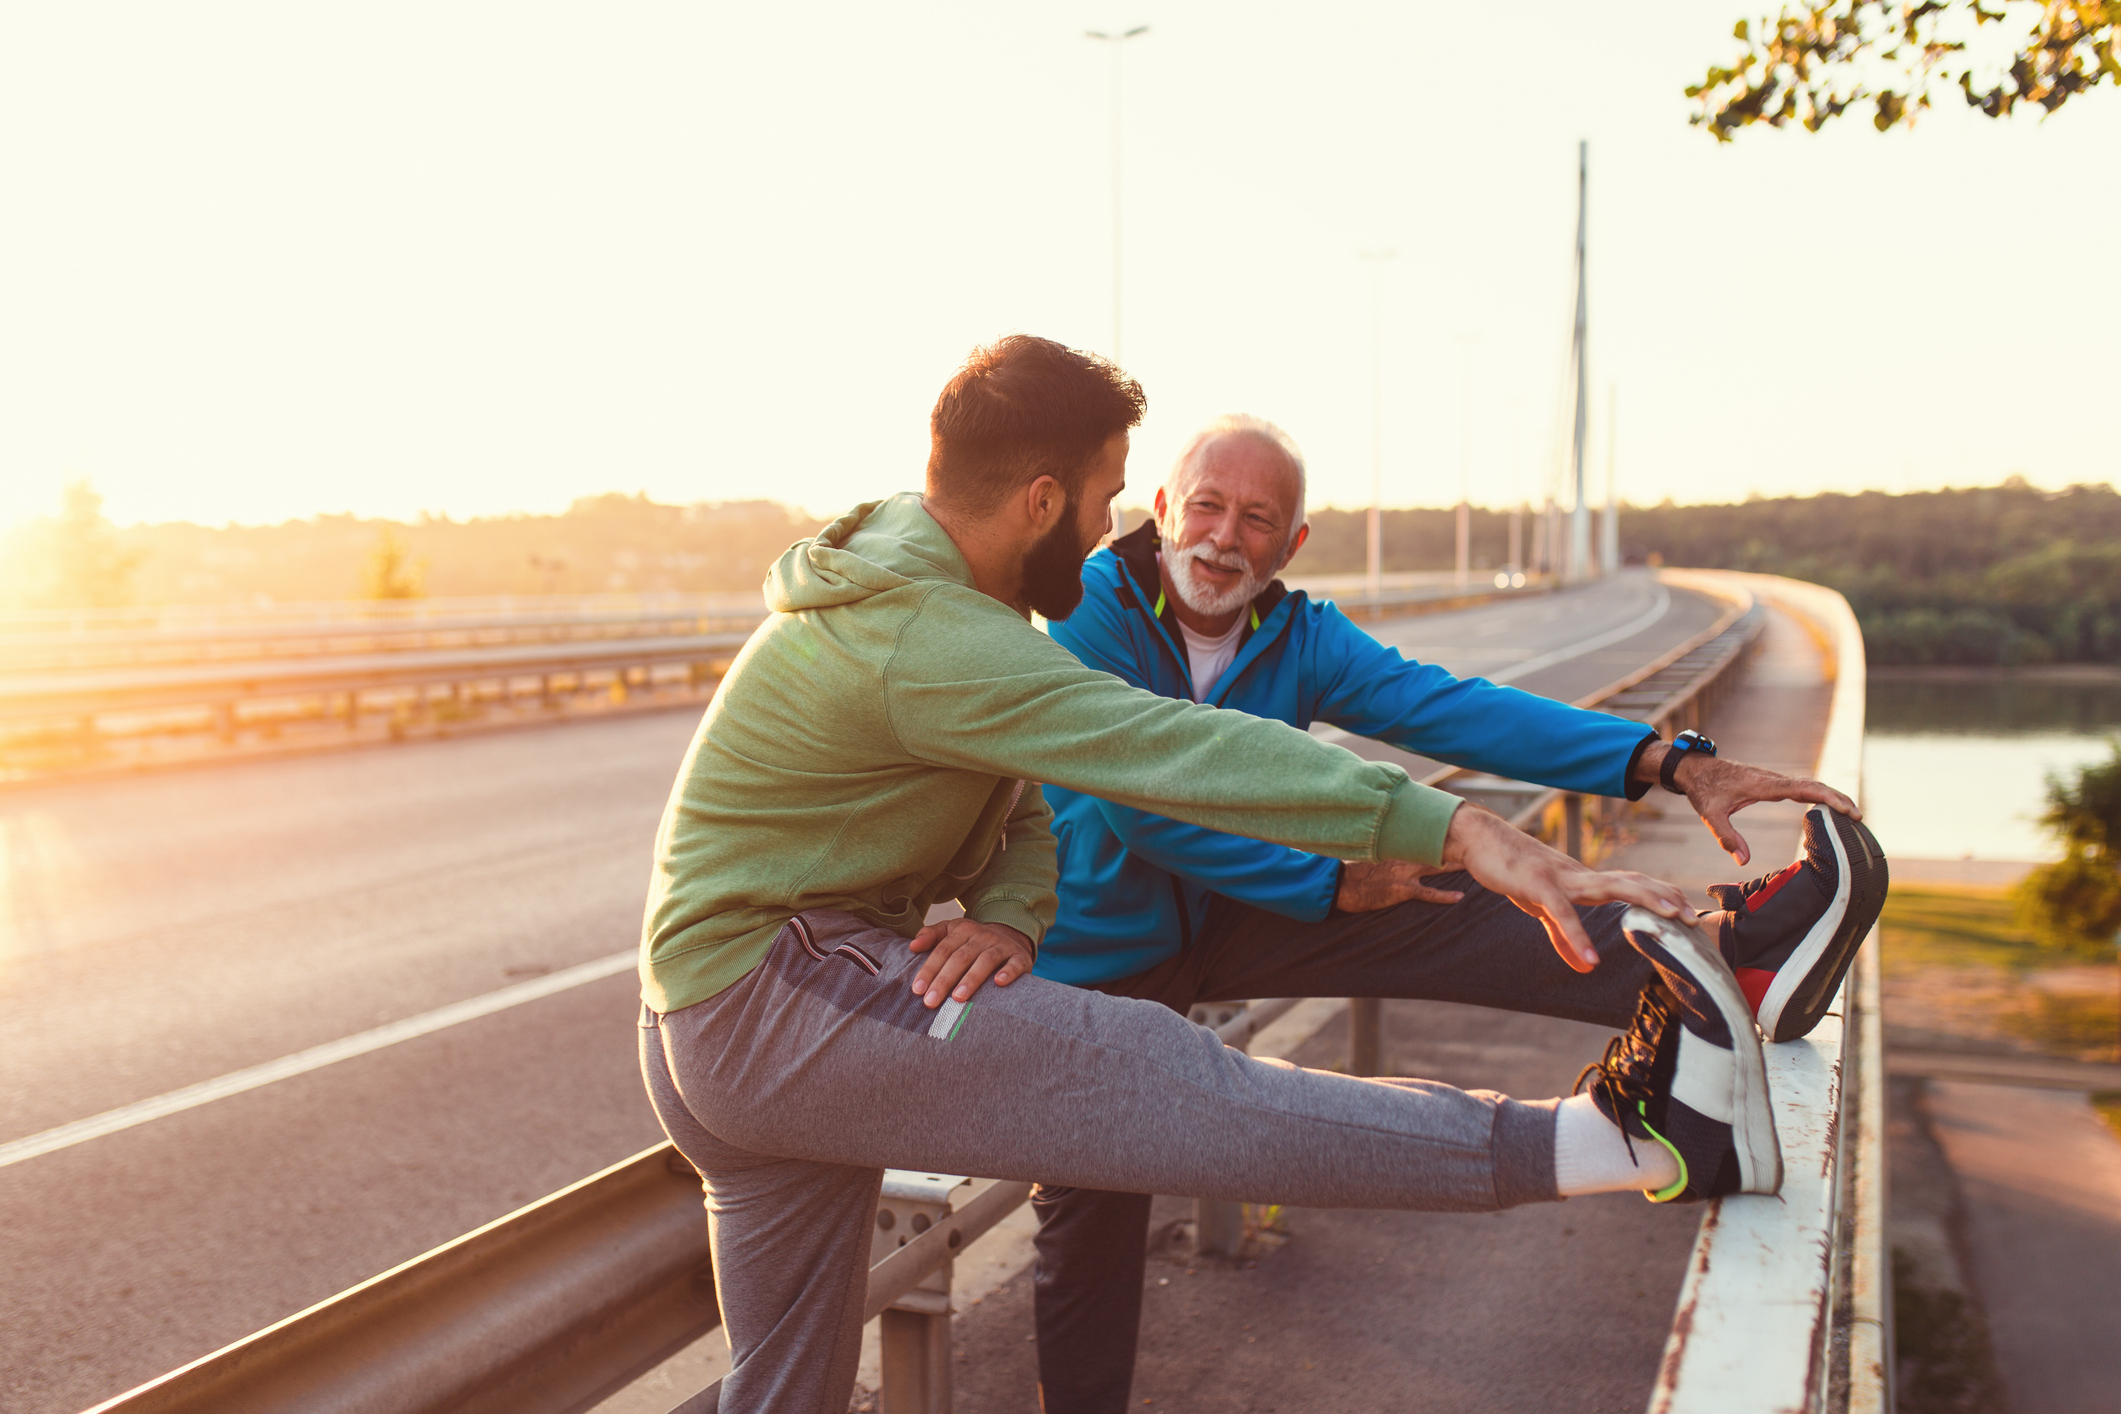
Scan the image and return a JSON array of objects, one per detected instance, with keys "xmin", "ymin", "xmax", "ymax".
[
  {"xmin": 882, "ymin": 584, "xmax": 1463, "ymax": 865},
  {"xmin": 954, "ymin": 783, "xmax": 1059, "ymax": 947}
]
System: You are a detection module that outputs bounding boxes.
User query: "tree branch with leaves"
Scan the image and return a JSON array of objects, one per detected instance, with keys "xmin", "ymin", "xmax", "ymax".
[{"xmin": 1691, "ymin": 1, "xmax": 2120, "ymax": 138}]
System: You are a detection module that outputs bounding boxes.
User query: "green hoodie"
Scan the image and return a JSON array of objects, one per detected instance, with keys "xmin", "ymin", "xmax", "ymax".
[{"xmin": 639, "ymin": 493, "xmax": 1464, "ymax": 1012}]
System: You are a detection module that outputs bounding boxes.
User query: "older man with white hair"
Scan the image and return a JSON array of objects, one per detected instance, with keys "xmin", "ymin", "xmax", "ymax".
[{"xmin": 1028, "ymin": 413, "xmax": 1878, "ymax": 1414}]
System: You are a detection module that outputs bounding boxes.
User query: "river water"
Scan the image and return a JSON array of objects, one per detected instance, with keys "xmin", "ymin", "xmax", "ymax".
[{"xmin": 1862, "ymin": 674, "xmax": 2121, "ymax": 862}]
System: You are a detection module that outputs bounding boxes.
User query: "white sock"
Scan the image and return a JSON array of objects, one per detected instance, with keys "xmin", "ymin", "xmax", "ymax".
[{"xmin": 1553, "ymin": 1093, "xmax": 1681, "ymax": 1196}]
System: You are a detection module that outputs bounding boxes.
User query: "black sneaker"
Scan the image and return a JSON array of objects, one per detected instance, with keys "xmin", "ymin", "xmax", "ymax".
[
  {"xmin": 1708, "ymin": 807, "xmax": 1888, "ymax": 1043},
  {"xmin": 1576, "ymin": 907, "xmax": 1782, "ymax": 1203}
]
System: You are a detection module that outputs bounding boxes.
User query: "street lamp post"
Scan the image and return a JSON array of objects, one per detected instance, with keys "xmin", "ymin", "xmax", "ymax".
[
  {"xmin": 1454, "ymin": 332, "xmax": 1478, "ymax": 591},
  {"xmin": 1567, "ymin": 140, "xmax": 1592, "ymax": 581},
  {"xmin": 1358, "ymin": 250, "xmax": 1395, "ymax": 608},
  {"xmin": 1086, "ymin": 25, "xmax": 1149, "ymax": 364}
]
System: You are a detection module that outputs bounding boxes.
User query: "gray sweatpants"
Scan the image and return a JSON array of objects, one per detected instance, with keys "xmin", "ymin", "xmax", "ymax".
[{"xmin": 641, "ymin": 910, "xmax": 1563, "ymax": 1414}]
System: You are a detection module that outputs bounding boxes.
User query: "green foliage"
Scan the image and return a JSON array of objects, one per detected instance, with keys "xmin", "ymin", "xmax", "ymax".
[
  {"xmin": 1880, "ymin": 884, "xmax": 2057, "ymax": 973},
  {"xmin": 1692, "ymin": 1, "xmax": 2120, "ymax": 139},
  {"xmin": 2015, "ymin": 744, "xmax": 2121, "ymax": 956},
  {"xmin": 360, "ymin": 527, "xmax": 426, "ymax": 600},
  {"xmin": 1616, "ymin": 480, "xmax": 2121, "ymax": 666},
  {"xmin": 18, "ymin": 480, "xmax": 145, "ymax": 609},
  {"xmin": 1286, "ymin": 480, "xmax": 2121, "ymax": 668}
]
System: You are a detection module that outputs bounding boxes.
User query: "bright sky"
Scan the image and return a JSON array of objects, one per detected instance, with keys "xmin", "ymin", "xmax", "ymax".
[{"xmin": 2, "ymin": 3, "xmax": 2114, "ymax": 532}]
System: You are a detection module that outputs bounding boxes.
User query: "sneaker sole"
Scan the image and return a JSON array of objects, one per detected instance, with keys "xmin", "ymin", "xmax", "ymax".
[
  {"xmin": 1622, "ymin": 906, "xmax": 1783, "ymax": 1196},
  {"xmin": 1756, "ymin": 811, "xmax": 1889, "ymax": 1044}
]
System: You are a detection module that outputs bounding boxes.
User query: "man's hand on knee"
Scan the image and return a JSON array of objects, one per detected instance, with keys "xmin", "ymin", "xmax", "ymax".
[
  {"xmin": 1438, "ymin": 805, "xmax": 1690, "ymax": 974},
  {"xmin": 1335, "ymin": 860, "xmax": 1466, "ymax": 913},
  {"xmin": 908, "ymin": 918, "xmax": 1035, "ymax": 1007}
]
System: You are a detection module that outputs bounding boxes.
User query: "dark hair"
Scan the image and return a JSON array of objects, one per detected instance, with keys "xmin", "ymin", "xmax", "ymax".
[{"xmin": 926, "ymin": 335, "xmax": 1146, "ymax": 513}]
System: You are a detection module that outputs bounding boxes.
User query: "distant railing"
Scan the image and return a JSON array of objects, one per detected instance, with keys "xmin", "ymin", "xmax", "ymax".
[{"xmin": 0, "ymin": 576, "xmax": 1544, "ymax": 772}]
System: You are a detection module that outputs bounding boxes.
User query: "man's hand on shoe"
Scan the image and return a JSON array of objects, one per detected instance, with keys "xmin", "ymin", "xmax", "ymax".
[
  {"xmin": 1335, "ymin": 859, "xmax": 1466, "ymax": 912},
  {"xmin": 1637, "ymin": 745, "xmax": 1861, "ymax": 868},
  {"xmin": 1439, "ymin": 804, "xmax": 1690, "ymax": 973},
  {"xmin": 907, "ymin": 918, "xmax": 1035, "ymax": 1008}
]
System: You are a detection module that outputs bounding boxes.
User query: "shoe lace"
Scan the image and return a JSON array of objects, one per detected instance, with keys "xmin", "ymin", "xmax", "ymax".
[{"xmin": 1573, "ymin": 984, "xmax": 1678, "ymax": 1165}]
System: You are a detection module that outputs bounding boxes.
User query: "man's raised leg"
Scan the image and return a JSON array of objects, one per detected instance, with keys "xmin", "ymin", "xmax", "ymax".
[{"xmin": 644, "ymin": 912, "xmax": 1568, "ymax": 1412}]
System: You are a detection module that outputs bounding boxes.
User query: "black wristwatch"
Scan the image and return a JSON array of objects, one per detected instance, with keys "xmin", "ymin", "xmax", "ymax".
[{"xmin": 1660, "ymin": 729, "xmax": 1716, "ymax": 795}]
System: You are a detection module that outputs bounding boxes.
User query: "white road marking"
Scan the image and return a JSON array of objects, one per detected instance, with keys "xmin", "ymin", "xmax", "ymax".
[
  {"xmin": 1313, "ymin": 584, "xmax": 1673, "ymax": 744},
  {"xmin": 1485, "ymin": 584, "xmax": 1671, "ymax": 686},
  {"xmin": 0, "ymin": 949, "xmax": 636, "ymax": 1171}
]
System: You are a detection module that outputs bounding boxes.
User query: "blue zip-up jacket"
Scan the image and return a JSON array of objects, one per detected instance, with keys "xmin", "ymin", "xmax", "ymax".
[{"xmin": 1038, "ymin": 520, "xmax": 1658, "ymax": 985}]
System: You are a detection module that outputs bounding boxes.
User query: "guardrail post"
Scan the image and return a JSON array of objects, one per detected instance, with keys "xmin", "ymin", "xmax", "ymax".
[
  {"xmin": 1347, "ymin": 997, "xmax": 1383, "ymax": 1077},
  {"xmin": 873, "ymin": 1172, "xmax": 968, "ymax": 1414},
  {"xmin": 1563, "ymin": 793, "xmax": 1584, "ymax": 861},
  {"xmin": 1186, "ymin": 1003, "xmax": 1250, "ymax": 1257}
]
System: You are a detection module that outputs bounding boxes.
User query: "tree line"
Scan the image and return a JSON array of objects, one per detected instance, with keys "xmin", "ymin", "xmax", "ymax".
[
  {"xmin": 11, "ymin": 477, "xmax": 2121, "ymax": 668},
  {"xmin": 1287, "ymin": 479, "xmax": 2121, "ymax": 668}
]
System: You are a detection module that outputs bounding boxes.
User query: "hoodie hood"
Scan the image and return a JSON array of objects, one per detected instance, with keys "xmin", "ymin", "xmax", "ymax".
[{"xmin": 764, "ymin": 493, "xmax": 975, "ymax": 614}]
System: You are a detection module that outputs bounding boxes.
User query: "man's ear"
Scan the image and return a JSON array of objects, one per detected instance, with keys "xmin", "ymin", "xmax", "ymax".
[
  {"xmin": 1152, "ymin": 486, "xmax": 1169, "ymax": 524},
  {"xmin": 1023, "ymin": 474, "xmax": 1067, "ymax": 533},
  {"xmin": 1276, "ymin": 520, "xmax": 1310, "ymax": 571}
]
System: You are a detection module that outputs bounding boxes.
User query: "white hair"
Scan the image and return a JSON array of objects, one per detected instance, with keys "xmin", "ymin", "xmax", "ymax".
[{"xmin": 1164, "ymin": 414, "xmax": 1308, "ymax": 551}]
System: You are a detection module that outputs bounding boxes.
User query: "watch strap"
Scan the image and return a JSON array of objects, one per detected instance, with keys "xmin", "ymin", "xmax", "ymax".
[{"xmin": 1660, "ymin": 740, "xmax": 1689, "ymax": 795}]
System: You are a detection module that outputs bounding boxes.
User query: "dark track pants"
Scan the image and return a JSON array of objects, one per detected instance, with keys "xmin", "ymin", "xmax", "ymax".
[{"xmin": 1030, "ymin": 875, "xmax": 1648, "ymax": 1414}]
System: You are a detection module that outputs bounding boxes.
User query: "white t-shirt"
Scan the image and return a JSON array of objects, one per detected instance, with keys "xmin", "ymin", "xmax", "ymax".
[{"xmin": 1176, "ymin": 614, "xmax": 1245, "ymax": 703}]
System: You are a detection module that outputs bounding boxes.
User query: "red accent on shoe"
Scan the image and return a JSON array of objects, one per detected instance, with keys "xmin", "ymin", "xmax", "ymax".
[
  {"xmin": 1745, "ymin": 862, "xmax": 1805, "ymax": 913},
  {"xmin": 1737, "ymin": 967, "xmax": 1776, "ymax": 1017}
]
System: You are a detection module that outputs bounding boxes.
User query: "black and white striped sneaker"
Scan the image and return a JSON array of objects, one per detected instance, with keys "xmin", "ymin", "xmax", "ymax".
[
  {"xmin": 1576, "ymin": 907, "xmax": 1783, "ymax": 1203},
  {"xmin": 1711, "ymin": 807, "xmax": 1889, "ymax": 1043}
]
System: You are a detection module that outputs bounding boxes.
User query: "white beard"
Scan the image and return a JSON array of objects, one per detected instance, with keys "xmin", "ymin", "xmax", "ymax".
[{"xmin": 1164, "ymin": 538, "xmax": 1268, "ymax": 618}]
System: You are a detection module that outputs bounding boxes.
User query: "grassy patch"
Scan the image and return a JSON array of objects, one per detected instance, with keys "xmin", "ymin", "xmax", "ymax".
[
  {"xmin": 1880, "ymin": 885, "xmax": 2074, "ymax": 974},
  {"xmin": 2094, "ymin": 1091, "xmax": 2121, "ymax": 1141},
  {"xmin": 2000, "ymin": 990, "xmax": 2121, "ymax": 1057}
]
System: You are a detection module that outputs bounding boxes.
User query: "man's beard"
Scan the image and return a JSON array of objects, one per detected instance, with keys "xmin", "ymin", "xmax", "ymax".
[
  {"xmin": 1022, "ymin": 500, "xmax": 1092, "ymax": 620},
  {"xmin": 1164, "ymin": 536, "xmax": 1268, "ymax": 618}
]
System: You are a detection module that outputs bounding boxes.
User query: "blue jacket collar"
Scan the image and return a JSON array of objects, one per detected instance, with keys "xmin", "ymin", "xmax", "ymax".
[{"xmin": 1106, "ymin": 519, "xmax": 1300, "ymax": 704}]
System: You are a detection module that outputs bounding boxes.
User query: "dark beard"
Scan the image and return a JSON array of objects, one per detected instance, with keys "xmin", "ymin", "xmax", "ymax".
[{"xmin": 1021, "ymin": 499, "xmax": 1090, "ymax": 620}]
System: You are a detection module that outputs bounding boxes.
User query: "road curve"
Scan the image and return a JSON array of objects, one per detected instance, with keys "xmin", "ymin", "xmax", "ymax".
[{"xmin": 0, "ymin": 570, "xmax": 1718, "ymax": 1414}]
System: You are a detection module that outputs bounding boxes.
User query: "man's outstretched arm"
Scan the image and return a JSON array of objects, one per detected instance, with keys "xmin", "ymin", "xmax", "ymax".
[{"xmin": 1630, "ymin": 740, "xmax": 1859, "ymax": 868}]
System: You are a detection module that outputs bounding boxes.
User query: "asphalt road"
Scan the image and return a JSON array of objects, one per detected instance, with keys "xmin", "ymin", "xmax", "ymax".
[{"xmin": 0, "ymin": 569, "xmax": 1719, "ymax": 1414}]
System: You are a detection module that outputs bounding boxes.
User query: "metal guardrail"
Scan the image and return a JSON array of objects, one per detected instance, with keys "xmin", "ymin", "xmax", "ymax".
[
  {"xmin": 0, "ymin": 576, "xmax": 1539, "ymax": 765},
  {"xmin": 1302, "ymin": 576, "xmax": 1554, "ymax": 625},
  {"xmin": 82, "ymin": 576, "xmax": 1872, "ymax": 1414},
  {"xmin": 1, "ymin": 632, "xmax": 756, "ymax": 726},
  {"xmin": 0, "ymin": 608, "xmax": 772, "ymax": 673},
  {"xmin": 1645, "ymin": 570, "xmax": 1890, "ymax": 1414},
  {"xmin": 85, "ymin": 1005, "xmax": 1285, "ymax": 1414},
  {"xmin": 0, "ymin": 592, "xmax": 769, "ymax": 635}
]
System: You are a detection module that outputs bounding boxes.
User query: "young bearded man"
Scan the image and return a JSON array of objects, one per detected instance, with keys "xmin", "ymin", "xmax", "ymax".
[
  {"xmin": 1024, "ymin": 414, "xmax": 1888, "ymax": 1413},
  {"xmin": 636, "ymin": 339, "xmax": 1885, "ymax": 1414}
]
